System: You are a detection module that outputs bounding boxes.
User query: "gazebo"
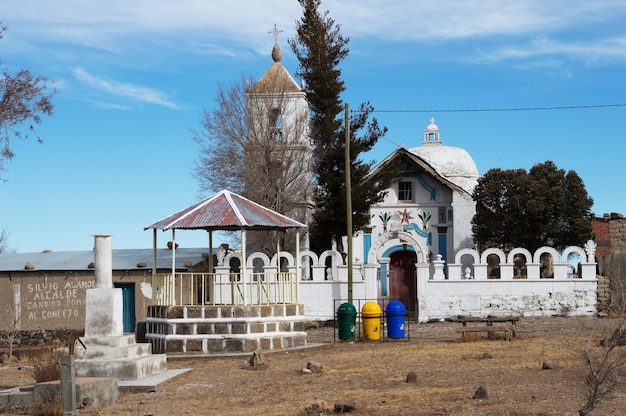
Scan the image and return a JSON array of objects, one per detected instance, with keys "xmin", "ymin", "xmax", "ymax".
[
  {"xmin": 143, "ymin": 189, "xmax": 309, "ymax": 354},
  {"xmin": 144, "ymin": 189, "xmax": 307, "ymax": 306}
]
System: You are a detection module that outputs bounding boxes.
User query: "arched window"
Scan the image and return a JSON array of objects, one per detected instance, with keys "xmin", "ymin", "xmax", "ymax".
[{"xmin": 270, "ymin": 108, "xmax": 283, "ymax": 141}]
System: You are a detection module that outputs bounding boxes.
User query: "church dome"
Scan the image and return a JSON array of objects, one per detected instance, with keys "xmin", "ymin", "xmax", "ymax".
[{"xmin": 408, "ymin": 119, "xmax": 479, "ymax": 193}]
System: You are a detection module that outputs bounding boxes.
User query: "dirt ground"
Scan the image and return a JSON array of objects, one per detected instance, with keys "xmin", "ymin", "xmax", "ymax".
[{"xmin": 3, "ymin": 316, "xmax": 626, "ymax": 416}]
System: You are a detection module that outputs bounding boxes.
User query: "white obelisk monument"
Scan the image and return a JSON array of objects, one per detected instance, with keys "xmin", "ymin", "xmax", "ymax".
[{"xmin": 84, "ymin": 234, "xmax": 123, "ymax": 337}]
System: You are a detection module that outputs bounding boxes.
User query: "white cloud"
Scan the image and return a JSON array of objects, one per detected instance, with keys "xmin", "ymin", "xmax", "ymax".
[
  {"xmin": 4, "ymin": 0, "xmax": 626, "ymax": 80},
  {"xmin": 475, "ymin": 36, "xmax": 626, "ymax": 64},
  {"xmin": 72, "ymin": 67, "xmax": 179, "ymax": 109},
  {"xmin": 5, "ymin": 1, "xmax": 625, "ymax": 48}
]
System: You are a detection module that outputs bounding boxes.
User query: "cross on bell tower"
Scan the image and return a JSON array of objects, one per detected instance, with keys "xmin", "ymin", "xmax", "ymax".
[{"xmin": 268, "ymin": 24, "xmax": 283, "ymax": 44}]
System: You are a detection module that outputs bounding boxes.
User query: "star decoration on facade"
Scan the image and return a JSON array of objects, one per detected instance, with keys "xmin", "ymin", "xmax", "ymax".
[{"xmin": 398, "ymin": 208, "xmax": 414, "ymax": 224}]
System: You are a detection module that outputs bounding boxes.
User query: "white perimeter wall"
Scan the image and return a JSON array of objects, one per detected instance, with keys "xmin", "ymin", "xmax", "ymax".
[{"xmin": 417, "ymin": 278, "xmax": 597, "ymax": 322}]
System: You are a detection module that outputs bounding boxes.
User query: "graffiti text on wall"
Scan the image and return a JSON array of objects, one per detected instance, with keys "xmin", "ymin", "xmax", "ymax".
[{"xmin": 24, "ymin": 280, "xmax": 94, "ymax": 320}]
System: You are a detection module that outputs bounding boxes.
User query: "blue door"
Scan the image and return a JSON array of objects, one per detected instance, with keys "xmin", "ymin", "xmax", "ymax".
[{"xmin": 114, "ymin": 283, "xmax": 136, "ymax": 333}]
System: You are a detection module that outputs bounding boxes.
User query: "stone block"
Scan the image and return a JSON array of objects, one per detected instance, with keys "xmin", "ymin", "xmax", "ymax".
[
  {"xmin": 274, "ymin": 336, "xmax": 284, "ymax": 348},
  {"xmin": 225, "ymin": 338, "xmax": 245, "ymax": 352},
  {"xmin": 214, "ymin": 323, "xmax": 230, "ymax": 334},
  {"xmin": 260, "ymin": 337, "xmax": 272, "ymax": 349},
  {"xmin": 186, "ymin": 339, "xmax": 203, "ymax": 352},
  {"xmin": 204, "ymin": 307, "xmax": 219, "ymax": 318},
  {"xmin": 293, "ymin": 334, "xmax": 307, "ymax": 347},
  {"xmin": 33, "ymin": 377, "xmax": 119, "ymax": 409},
  {"xmin": 220, "ymin": 307, "xmax": 233, "ymax": 318},
  {"xmin": 167, "ymin": 306, "xmax": 185, "ymax": 319},
  {"xmin": 249, "ymin": 323, "xmax": 265, "ymax": 333},
  {"xmin": 233, "ymin": 306, "xmax": 246, "ymax": 318},
  {"xmin": 176, "ymin": 324, "xmax": 195, "ymax": 335},
  {"xmin": 84, "ymin": 289, "xmax": 123, "ymax": 337},
  {"xmin": 208, "ymin": 339, "xmax": 225, "ymax": 352},
  {"xmin": 280, "ymin": 321, "xmax": 292, "ymax": 332},
  {"xmin": 231, "ymin": 323, "xmax": 247, "ymax": 334},
  {"xmin": 261, "ymin": 305, "xmax": 274, "ymax": 317},
  {"xmin": 167, "ymin": 340, "xmax": 184, "ymax": 352},
  {"xmin": 196, "ymin": 323, "xmax": 212, "ymax": 334},
  {"xmin": 186, "ymin": 307, "xmax": 203, "ymax": 319},
  {"xmin": 245, "ymin": 338, "xmax": 259, "ymax": 352},
  {"xmin": 286, "ymin": 304, "xmax": 298, "ymax": 316}
]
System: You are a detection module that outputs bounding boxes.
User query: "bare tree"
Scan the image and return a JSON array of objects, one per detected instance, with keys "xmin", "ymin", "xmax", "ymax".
[
  {"xmin": 0, "ymin": 23, "xmax": 55, "ymax": 179},
  {"xmin": 0, "ymin": 227, "xmax": 11, "ymax": 254},
  {"xmin": 574, "ymin": 256, "xmax": 626, "ymax": 415},
  {"xmin": 193, "ymin": 74, "xmax": 312, "ymax": 255},
  {"xmin": 1, "ymin": 287, "xmax": 21, "ymax": 360}
]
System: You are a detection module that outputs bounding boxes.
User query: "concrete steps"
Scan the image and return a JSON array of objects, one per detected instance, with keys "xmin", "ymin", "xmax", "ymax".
[
  {"xmin": 74, "ymin": 335, "xmax": 167, "ymax": 380},
  {"xmin": 146, "ymin": 304, "xmax": 309, "ymax": 355}
]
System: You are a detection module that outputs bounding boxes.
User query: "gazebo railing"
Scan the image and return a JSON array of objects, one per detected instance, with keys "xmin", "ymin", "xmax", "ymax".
[{"xmin": 152, "ymin": 271, "xmax": 298, "ymax": 306}]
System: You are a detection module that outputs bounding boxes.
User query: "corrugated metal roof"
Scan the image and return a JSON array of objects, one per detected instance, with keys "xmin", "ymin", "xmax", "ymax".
[
  {"xmin": 144, "ymin": 189, "xmax": 307, "ymax": 231},
  {"xmin": 0, "ymin": 248, "xmax": 210, "ymax": 272}
]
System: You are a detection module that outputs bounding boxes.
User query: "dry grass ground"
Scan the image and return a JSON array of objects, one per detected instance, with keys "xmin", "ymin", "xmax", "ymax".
[{"xmin": 3, "ymin": 316, "xmax": 626, "ymax": 415}]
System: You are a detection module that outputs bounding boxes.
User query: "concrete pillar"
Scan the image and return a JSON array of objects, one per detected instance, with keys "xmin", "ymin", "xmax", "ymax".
[
  {"xmin": 85, "ymin": 234, "xmax": 123, "ymax": 337},
  {"xmin": 93, "ymin": 234, "xmax": 113, "ymax": 288},
  {"xmin": 60, "ymin": 355, "xmax": 76, "ymax": 415}
]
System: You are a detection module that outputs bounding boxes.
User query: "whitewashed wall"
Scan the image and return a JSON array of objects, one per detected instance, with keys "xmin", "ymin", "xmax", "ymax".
[{"xmin": 226, "ymin": 241, "xmax": 598, "ymax": 322}]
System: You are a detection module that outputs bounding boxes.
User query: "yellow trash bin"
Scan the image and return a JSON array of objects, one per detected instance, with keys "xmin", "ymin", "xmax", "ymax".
[{"xmin": 361, "ymin": 302, "xmax": 382, "ymax": 341}]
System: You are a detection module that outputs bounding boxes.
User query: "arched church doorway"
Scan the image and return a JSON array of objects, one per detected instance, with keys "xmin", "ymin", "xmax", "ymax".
[{"xmin": 388, "ymin": 249, "xmax": 417, "ymax": 318}]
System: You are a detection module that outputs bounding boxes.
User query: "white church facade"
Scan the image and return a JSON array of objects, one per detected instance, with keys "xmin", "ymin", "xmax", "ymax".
[{"xmin": 346, "ymin": 118, "xmax": 480, "ymax": 316}]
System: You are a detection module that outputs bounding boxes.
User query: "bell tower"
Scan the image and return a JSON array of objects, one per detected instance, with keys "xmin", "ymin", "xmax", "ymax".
[{"xmin": 244, "ymin": 26, "xmax": 313, "ymax": 252}]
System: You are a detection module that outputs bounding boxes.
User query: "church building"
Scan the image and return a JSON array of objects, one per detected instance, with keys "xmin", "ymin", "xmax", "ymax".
[{"xmin": 352, "ymin": 119, "xmax": 480, "ymax": 315}]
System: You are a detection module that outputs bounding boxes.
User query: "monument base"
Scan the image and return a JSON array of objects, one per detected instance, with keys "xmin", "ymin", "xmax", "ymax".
[
  {"xmin": 78, "ymin": 286, "xmax": 167, "ymax": 380},
  {"xmin": 75, "ymin": 334, "xmax": 167, "ymax": 380}
]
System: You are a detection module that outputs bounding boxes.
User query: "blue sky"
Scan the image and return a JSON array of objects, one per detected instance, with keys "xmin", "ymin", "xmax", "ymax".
[{"xmin": 1, "ymin": 1, "xmax": 625, "ymax": 253}]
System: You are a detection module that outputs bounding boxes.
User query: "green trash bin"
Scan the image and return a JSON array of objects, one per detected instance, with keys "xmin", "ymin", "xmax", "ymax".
[{"xmin": 337, "ymin": 302, "xmax": 357, "ymax": 340}]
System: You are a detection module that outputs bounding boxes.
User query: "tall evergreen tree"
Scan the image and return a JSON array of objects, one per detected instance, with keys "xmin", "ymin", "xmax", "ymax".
[
  {"xmin": 289, "ymin": 0, "xmax": 392, "ymax": 252},
  {"xmin": 472, "ymin": 160, "xmax": 594, "ymax": 252}
]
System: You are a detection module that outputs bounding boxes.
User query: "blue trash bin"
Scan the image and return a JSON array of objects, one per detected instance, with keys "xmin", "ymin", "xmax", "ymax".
[{"xmin": 386, "ymin": 300, "xmax": 407, "ymax": 339}]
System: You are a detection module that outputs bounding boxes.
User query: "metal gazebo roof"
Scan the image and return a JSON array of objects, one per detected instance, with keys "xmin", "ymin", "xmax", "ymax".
[{"xmin": 144, "ymin": 189, "xmax": 306, "ymax": 232}]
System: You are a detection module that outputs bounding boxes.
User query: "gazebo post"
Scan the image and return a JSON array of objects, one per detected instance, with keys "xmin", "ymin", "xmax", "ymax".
[
  {"xmin": 208, "ymin": 231, "xmax": 213, "ymax": 273},
  {"xmin": 296, "ymin": 228, "xmax": 300, "ymax": 303},
  {"xmin": 276, "ymin": 231, "xmax": 281, "ymax": 303},
  {"xmin": 171, "ymin": 229, "xmax": 176, "ymax": 305},
  {"xmin": 208, "ymin": 230, "xmax": 213, "ymax": 305},
  {"xmin": 152, "ymin": 228, "xmax": 157, "ymax": 302},
  {"xmin": 241, "ymin": 229, "xmax": 247, "ymax": 306}
]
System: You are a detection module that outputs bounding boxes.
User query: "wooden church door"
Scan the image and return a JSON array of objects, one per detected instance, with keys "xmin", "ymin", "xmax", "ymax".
[{"xmin": 388, "ymin": 250, "xmax": 417, "ymax": 318}]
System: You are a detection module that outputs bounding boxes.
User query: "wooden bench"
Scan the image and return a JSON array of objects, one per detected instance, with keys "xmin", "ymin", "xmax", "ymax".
[
  {"xmin": 456, "ymin": 324, "xmax": 514, "ymax": 341},
  {"xmin": 450, "ymin": 315, "xmax": 519, "ymax": 337}
]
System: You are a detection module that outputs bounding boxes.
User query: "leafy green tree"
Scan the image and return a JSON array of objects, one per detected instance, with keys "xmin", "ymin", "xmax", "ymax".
[
  {"xmin": 289, "ymin": 0, "xmax": 392, "ymax": 252},
  {"xmin": 0, "ymin": 23, "xmax": 55, "ymax": 179},
  {"xmin": 472, "ymin": 160, "xmax": 593, "ymax": 252}
]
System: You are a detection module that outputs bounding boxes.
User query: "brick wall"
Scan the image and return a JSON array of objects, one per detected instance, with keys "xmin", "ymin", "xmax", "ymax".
[{"xmin": 593, "ymin": 213, "xmax": 626, "ymax": 313}]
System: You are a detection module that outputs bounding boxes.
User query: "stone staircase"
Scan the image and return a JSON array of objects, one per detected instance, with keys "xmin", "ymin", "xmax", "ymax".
[
  {"xmin": 74, "ymin": 334, "xmax": 167, "ymax": 380},
  {"xmin": 145, "ymin": 304, "xmax": 309, "ymax": 355}
]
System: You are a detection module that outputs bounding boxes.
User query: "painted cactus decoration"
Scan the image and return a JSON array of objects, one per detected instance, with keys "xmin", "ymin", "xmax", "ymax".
[
  {"xmin": 417, "ymin": 210, "xmax": 431, "ymax": 230},
  {"xmin": 378, "ymin": 212, "xmax": 391, "ymax": 232}
]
